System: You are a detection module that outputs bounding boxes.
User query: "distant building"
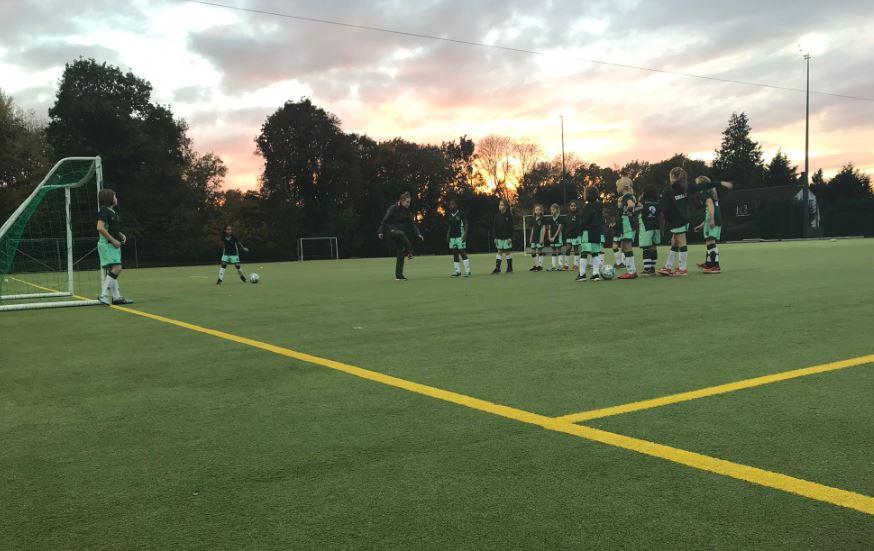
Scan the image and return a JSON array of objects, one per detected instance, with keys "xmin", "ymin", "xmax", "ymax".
[{"xmin": 721, "ymin": 185, "xmax": 820, "ymax": 239}]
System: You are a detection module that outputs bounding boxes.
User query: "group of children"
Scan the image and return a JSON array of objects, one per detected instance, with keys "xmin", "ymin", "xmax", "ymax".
[
  {"xmin": 445, "ymin": 167, "xmax": 732, "ymax": 281},
  {"xmin": 96, "ymin": 170, "xmax": 729, "ymax": 296},
  {"xmin": 522, "ymin": 167, "xmax": 732, "ymax": 280}
]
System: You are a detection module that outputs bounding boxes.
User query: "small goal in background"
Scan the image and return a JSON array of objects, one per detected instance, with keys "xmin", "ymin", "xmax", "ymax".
[{"xmin": 297, "ymin": 237, "xmax": 339, "ymax": 261}]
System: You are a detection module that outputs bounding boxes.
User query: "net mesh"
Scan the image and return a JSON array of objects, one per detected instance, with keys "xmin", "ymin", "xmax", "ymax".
[
  {"xmin": 0, "ymin": 159, "xmax": 101, "ymax": 307},
  {"xmin": 298, "ymin": 237, "xmax": 338, "ymax": 261}
]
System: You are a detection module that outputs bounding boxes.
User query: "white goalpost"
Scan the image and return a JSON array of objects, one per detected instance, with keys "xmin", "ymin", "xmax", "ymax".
[
  {"xmin": 0, "ymin": 157, "xmax": 104, "ymax": 311},
  {"xmin": 297, "ymin": 237, "xmax": 339, "ymax": 261}
]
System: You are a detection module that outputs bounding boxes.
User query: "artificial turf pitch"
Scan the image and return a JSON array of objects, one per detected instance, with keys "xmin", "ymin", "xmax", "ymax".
[{"xmin": 1, "ymin": 239, "xmax": 872, "ymax": 550}]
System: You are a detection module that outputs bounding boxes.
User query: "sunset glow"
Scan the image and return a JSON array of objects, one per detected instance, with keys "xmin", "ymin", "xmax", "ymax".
[{"xmin": 2, "ymin": 1, "xmax": 872, "ymax": 191}]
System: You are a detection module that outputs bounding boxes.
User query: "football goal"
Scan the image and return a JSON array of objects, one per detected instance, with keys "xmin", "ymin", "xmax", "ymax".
[
  {"xmin": 0, "ymin": 157, "xmax": 104, "ymax": 311},
  {"xmin": 297, "ymin": 237, "xmax": 339, "ymax": 261},
  {"xmin": 521, "ymin": 214, "xmax": 560, "ymax": 255}
]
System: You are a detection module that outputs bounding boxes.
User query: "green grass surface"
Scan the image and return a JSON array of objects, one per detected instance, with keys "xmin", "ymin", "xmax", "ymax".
[{"xmin": 2, "ymin": 239, "xmax": 873, "ymax": 549}]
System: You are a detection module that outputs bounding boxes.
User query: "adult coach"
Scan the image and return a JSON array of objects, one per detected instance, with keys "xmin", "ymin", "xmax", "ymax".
[{"xmin": 377, "ymin": 191, "xmax": 424, "ymax": 280}]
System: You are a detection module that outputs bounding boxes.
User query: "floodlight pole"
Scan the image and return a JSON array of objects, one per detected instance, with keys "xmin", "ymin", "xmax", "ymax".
[
  {"xmin": 560, "ymin": 115, "xmax": 567, "ymax": 206},
  {"xmin": 802, "ymin": 52, "xmax": 811, "ymax": 238}
]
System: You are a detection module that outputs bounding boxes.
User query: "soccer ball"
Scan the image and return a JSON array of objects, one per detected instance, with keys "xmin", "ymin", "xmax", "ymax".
[
  {"xmin": 249, "ymin": 273, "xmax": 260, "ymax": 284},
  {"xmin": 599, "ymin": 265, "xmax": 615, "ymax": 280}
]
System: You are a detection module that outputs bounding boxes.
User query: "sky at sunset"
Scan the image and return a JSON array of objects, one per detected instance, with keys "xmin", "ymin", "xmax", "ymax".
[{"xmin": 2, "ymin": 0, "xmax": 873, "ymax": 190}]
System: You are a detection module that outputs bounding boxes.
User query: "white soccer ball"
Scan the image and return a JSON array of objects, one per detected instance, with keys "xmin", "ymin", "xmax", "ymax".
[
  {"xmin": 599, "ymin": 265, "xmax": 615, "ymax": 280},
  {"xmin": 249, "ymin": 273, "xmax": 260, "ymax": 284}
]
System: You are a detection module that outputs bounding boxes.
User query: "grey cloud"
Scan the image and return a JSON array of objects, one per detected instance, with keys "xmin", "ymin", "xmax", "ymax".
[
  {"xmin": 187, "ymin": 0, "xmax": 596, "ymax": 95},
  {"xmin": 184, "ymin": 0, "xmax": 873, "ymax": 108},
  {"xmin": 173, "ymin": 86, "xmax": 213, "ymax": 103},
  {"xmin": 0, "ymin": 0, "xmax": 155, "ymax": 47},
  {"xmin": 4, "ymin": 0, "xmax": 871, "ymax": 177},
  {"xmin": 820, "ymin": 101, "xmax": 874, "ymax": 132},
  {"xmin": 610, "ymin": 0, "xmax": 868, "ymax": 34},
  {"xmin": 185, "ymin": 106, "xmax": 274, "ymax": 131},
  {"xmin": 8, "ymin": 85, "xmax": 57, "ymax": 117},
  {"xmin": 15, "ymin": 42, "xmax": 123, "ymax": 69}
]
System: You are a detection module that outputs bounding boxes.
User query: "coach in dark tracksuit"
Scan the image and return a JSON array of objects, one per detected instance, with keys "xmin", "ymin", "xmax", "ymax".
[{"xmin": 378, "ymin": 191, "xmax": 424, "ymax": 281}]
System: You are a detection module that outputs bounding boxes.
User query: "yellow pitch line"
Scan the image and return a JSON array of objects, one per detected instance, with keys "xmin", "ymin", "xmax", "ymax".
[
  {"xmin": 109, "ymin": 304, "xmax": 550, "ymax": 425},
  {"xmin": 9, "ymin": 276, "xmax": 874, "ymax": 515},
  {"xmin": 556, "ymin": 354, "xmax": 874, "ymax": 424},
  {"xmin": 102, "ymin": 304, "xmax": 874, "ymax": 516},
  {"xmin": 552, "ymin": 423, "xmax": 874, "ymax": 516},
  {"xmin": 7, "ymin": 276, "xmax": 65, "ymax": 295}
]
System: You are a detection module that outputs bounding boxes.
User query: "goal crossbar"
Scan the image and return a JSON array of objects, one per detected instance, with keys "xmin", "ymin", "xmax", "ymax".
[{"xmin": 0, "ymin": 157, "xmax": 100, "ymax": 241}]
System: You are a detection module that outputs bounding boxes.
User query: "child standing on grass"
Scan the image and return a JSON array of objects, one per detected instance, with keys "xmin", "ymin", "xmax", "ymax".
[
  {"xmin": 217, "ymin": 225, "xmax": 249, "ymax": 285},
  {"xmin": 694, "ymin": 184, "xmax": 724, "ymax": 274},
  {"xmin": 659, "ymin": 169, "xmax": 733, "ymax": 277},
  {"xmin": 600, "ymin": 202, "xmax": 608, "ymax": 266},
  {"xmin": 378, "ymin": 191, "xmax": 424, "ymax": 281},
  {"xmin": 492, "ymin": 198, "xmax": 515, "ymax": 274},
  {"xmin": 564, "ymin": 199, "xmax": 582, "ymax": 273},
  {"xmin": 608, "ymin": 215, "xmax": 625, "ymax": 269},
  {"xmin": 96, "ymin": 189, "xmax": 133, "ymax": 305},
  {"xmin": 446, "ymin": 199, "xmax": 471, "ymax": 277},
  {"xmin": 637, "ymin": 184, "xmax": 662, "ymax": 275},
  {"xmin": 576, "ymin": 187, "xmax": 605, "ymax": 282},
  {"xmin": 528, "ymin": 204, "xmax": 546, "ymax": 272},
  {"xmin": 546, "ymin": 203, "xmax": 565, "ymax": 271},
  {"xmin": 615, "ymin": 177, "xmax": 639, "ymax": 280}
]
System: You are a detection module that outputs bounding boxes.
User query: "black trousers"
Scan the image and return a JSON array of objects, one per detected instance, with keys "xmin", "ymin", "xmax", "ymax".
[{"xmin": 390, "ymin": 230, "xmax": 412, "ymax": 277}]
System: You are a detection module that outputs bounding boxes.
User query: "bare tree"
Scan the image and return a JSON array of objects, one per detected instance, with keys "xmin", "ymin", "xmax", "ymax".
[
  {"xmin": 557, "ymin": 152, "xmax": 585, "ymax": 176},
  {"xmin": 512, "ymin": 139, "xmax": 542, "ymax": 198},
  {"xmin": 475, "ymin": 134, "xmax": 513, "ymax": 197}
]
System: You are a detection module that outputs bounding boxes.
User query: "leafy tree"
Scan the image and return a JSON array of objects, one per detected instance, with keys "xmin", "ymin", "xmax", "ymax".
[
  {"xmin": 44, "ymin": 58, "xmax": 230, "ymax": 261},
  {"xmin": 0, "ymin": 91, "xmax": 53, "ymax": 220},
  {"xmin": 45, "ymin": 58, "xmax": 196, "ymax": 259},
  {"xmin": 618, "ymin": 160, "xmax": 652, "ymax": 187},
  {"xmin": 176, "ymin": 146, "xmax": 226, "ymax": 257},
  {"xmin": 219, "ymin": 189, "xmax": 290, "ymax": 260},
  {"xmin": 441, "ymin": 136, "xmax": 479, "ymax": 194},
  {"xmin": 641, "ymin": 154, "xmax": 709, "ymax": 192},
  {"xmin": 47, "ymin": 59, "xmax": 185, "ymax": 175},
  {"xmin": 576, "ymin": 162, "xmax": 619, "ymax": 196},
  {"xmin": 366, "ymin": 138, "xmax": 455, "ymax": 254},
  {"xmin": 763, "ymin": 149, "xmax": 798, "ymax": 187},
  {"xmin": 810, "ymin": 168, "xmax": 828, "ymax": 202},
  {"xmin": 713, "ymin": 112, "xmax": 765, "ymax": 188},
  {"xmin": 515, "ymin": 160, "xmax": 554, "ymax": 212},
  {"xmin": 823, "ymin": 163, "xmax": 872, "ymax": 202},
  {"xmin": 255, "ymin": 98, "xmax": 364, "ymax": 239}
]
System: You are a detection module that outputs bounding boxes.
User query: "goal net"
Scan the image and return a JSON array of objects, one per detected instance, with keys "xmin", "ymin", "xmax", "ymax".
[
  {"xmin": 297, "ymin": 237, "xmax": 339, "ymax": 261},
  {"xmin": 521, "ymin": 214, "xmax": 559, "ymax": 255},
  {"xmin": 0, "ymin": 157, "xmax": 104, "ymax": 311}
]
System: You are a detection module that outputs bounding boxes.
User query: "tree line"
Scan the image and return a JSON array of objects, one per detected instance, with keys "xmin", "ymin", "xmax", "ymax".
[{"xmin": 1, "ymin": 58, "xmax": 872, "ymax": 264}]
